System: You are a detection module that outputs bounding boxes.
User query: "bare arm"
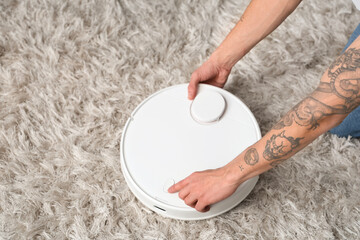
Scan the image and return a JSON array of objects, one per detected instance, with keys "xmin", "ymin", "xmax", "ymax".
[
  {"xmin": 226, "ymin": 42, "xmax": 360, "ymax": 183},
  {"xmin": 214, "ymin": 0, "xmax": 302, "ymax": 68},
  {"xmin": 188, "ymin": 0, "xmax": 302, "ymax": 99},
  {"xmin": 170, "ymin": 38, "xmax": 360, "ymax": 212}
]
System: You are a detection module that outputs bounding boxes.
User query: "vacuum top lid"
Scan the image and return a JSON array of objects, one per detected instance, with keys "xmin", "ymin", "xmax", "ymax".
[
  {"xmin": 120, "ymin": 84, "xmax": 261, "ymax": 219},
  {"xmin": 190, "ymin": 90, "xmax": 226, "ymax": 124}
]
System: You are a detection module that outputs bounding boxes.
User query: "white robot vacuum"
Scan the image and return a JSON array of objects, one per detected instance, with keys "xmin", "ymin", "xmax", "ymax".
[{"xmin": 120, "ymin": 84, "xmax": 261, "ymax": 220}]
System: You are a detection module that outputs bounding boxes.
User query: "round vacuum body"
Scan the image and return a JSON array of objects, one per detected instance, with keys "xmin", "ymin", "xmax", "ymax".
[{"xmin": 120, "ymin": 84, "xmax": 261, "ymax": 220}]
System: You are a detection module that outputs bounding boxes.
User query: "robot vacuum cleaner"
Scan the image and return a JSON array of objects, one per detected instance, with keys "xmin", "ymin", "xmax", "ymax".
[{"xmin": 120, "ymin": 84, "xmax": 261, "ymax": 220}]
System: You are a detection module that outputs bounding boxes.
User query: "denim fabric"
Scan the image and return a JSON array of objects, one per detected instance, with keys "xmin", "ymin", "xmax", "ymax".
[{"xmin": 329, "ymin": 24, "xmax": 360, "ymax": 138}]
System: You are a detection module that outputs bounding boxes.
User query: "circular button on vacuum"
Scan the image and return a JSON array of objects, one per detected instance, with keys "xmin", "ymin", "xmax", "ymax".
[{"xmin": 190, "ymin": 90, "xmax": 226, "ymax": 124}]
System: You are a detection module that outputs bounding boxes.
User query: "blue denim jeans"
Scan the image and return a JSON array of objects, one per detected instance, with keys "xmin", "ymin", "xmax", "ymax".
[{"xmin": 329, "ymin": 24, "xmax": 360, "ymax": 138}]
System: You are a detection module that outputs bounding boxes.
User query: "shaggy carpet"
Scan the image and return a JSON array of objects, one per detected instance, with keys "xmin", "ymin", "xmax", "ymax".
[{"xmin": 0, "ymin": 0, "xmax": 359, "ymax": 239}]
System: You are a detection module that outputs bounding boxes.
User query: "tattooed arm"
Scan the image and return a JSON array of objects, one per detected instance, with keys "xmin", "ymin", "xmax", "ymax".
[{"xmin": 169, "ymin": 40, "xmax": 360, "ymax": 213}]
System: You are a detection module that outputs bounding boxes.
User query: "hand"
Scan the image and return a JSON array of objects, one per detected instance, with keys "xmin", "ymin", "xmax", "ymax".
[
  {"xmin": 188, "ymin": 56, "xmax": 232, "ymax": 100},
  {"xmin": 167, "ymin": 167, "xmax": 240, "ymax": 212}
]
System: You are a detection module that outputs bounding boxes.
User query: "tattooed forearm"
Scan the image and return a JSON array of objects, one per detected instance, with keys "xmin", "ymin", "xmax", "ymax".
[
  {"xmin": 273, "ymin": 96, "xmax": 347, "ymax": 130},
  {"xmin": 269, "ymin": 159, "xmax": 287, "ymax": 167},
  {"xmin": 244, "ymin": 148, "xmax": 259, "ymax": 166},
  {"xmin": 263, "ymin": 131, "xmax": 303, "ymax": 161},
  {"xmin": 242, "ymin": 48, "xmax": 360, "ymax": 170},
  {"xmin": 328, "ymin": 48, "xmax": 360, "ymax": 107},
  {"xmin": 274, "ymin": 48, "xmax": 360, "ymax": 131}
]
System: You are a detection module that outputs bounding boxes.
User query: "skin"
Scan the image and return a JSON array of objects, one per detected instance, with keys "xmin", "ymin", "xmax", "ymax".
[
  {"xmin": 168, "ymin": 0, "xmax": 360, "ymax": 213},
  {"xmin": 187, "ymin": 0, "xmax": 302, "ymax": 100}
]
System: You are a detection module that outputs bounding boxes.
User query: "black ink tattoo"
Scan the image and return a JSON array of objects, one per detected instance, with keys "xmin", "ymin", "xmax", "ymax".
[
  {"xmin": 239, "ymin": 165, "xmax": 244, "ymax": 171},
  {"xmin": 273, "ymin": 96, "xmax": 347, "ymax": 130},
  {"xmin": 316, "ymin": 82, "xmax": 333, "ymax": 93},
  {"xmin": 328, "ymin": 48, "xmax": 360, "ymax": 109},
  {"xmin": 263, "ymin": 131, "xmax": 303, "ymax": 161},
  {"xmin": 260, "ymin": 48, "xmax": 360, "ymax": 169},
  {"xmin": 273, "ymin": 48, "xmax": 360, "ymax": 130},
  {"xmin": 244, "ymin": 148, "xmax": 259, "ymax": 166}
]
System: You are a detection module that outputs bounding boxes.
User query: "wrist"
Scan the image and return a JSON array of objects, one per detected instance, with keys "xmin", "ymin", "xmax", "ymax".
[
  {"xmin": 210, "ymin": 45, "xmax": 243, "ymax": 71},
  {"xmin": 223, "ymin": 145, "xmax": 266, "ymax": 186},
  {"xmin": 222, "ymin": 159, "xmax": 247, "ymax": 187}
]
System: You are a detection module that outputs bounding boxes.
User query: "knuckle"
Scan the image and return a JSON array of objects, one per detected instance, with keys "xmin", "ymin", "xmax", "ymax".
[
  {"xmin": 197, "ymin": 196, "xmax": 204, "ymax": 204},
  {"xmin": 178, "ymin": 189, "xmax": 190, "ymax": 200},
  {"xmin": 198, "ymin": 197, "xmax": 209, "ymax": 207},
  {"xmin": 202, "ymin": 200, "xmax": 209, "ymax": 207}
]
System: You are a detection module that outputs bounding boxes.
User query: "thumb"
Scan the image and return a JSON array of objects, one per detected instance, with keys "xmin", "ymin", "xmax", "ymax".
[{"xmin": 188, "ymin": 72, "xmax": 200, "ymax": 100}]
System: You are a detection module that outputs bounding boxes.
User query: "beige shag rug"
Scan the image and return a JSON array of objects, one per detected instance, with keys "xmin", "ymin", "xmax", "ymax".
[{"xmin": 1, "ymin": 0, "xmax": 359, "ymax": 239}]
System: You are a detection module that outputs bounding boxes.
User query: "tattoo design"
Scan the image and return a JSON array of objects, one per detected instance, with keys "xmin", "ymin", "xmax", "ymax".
[
  {"xmin": 244, "ymin": 148, "xmax": 259, "ymax": 166},
  {"xmin": 328, "ymin": 48, "xmax": 360, "ymax": 109},
  {"xmin": 264, "ymin": 48, "xmax": 360, "ymax": 167},
  {"xmin": 273, "ymin": 48, "xmax": 360, "ymax": 130},
  {"xmin": 273, "ymin": 97, "xmax": 347, "ymax": 130},
  {"xmin": 263, "ymin": 131, "xmax": 302, "ymax": 161},
  {"xmin": 239, "ymin": 165, "xmax": 244, "ymax": 171}
]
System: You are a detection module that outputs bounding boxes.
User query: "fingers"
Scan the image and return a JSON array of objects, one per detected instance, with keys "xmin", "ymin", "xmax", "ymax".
[
  {"xmin": 188, "ymin": 72, "xmax": 200, "ymax": 100},
  {"xmin": 178, "ymin": 186, "xmax": 191, "ymax": 200},
  {"xmin": 184, "ymin": 195, "xmax": 197, "ymax": 208},
  {"xmin": 168, "ymin": 179, "xmax": 192, "ymax": 202},
  {"xmin": 188, "ymin": 70, "xmax": 226, "ymax": 100},
  {"xmin": 183, "ymin": 192, "xmax": 210, "ymax": 211},
  {"xmin": 168, "ymin": 178, "xmax": 187, "ymax": 193},
  {"xmin": 168, "ymin": 178, "xmax": 211, "ymax": 213},
  {"xmin": 195, "ymin": 201, "xmax": 210, "ymax": 213}
]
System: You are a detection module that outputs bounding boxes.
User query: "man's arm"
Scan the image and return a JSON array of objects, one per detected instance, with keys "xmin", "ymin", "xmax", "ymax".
[
  {"xmin": 169, "ymin": 39, "xmax": 360, "ymax": 212},
  {"xmin": 188, "ymin": 0, "xmax": 302, "ymax": 99},
  {"xmin": 213, "ymin": 0, "xmax": 302, "ymax": 68}
]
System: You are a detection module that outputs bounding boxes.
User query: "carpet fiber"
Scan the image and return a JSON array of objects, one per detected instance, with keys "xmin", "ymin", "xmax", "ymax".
[{"xmin": 0, "ymin": 0, "xmax": 359, "ymax": 239}]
